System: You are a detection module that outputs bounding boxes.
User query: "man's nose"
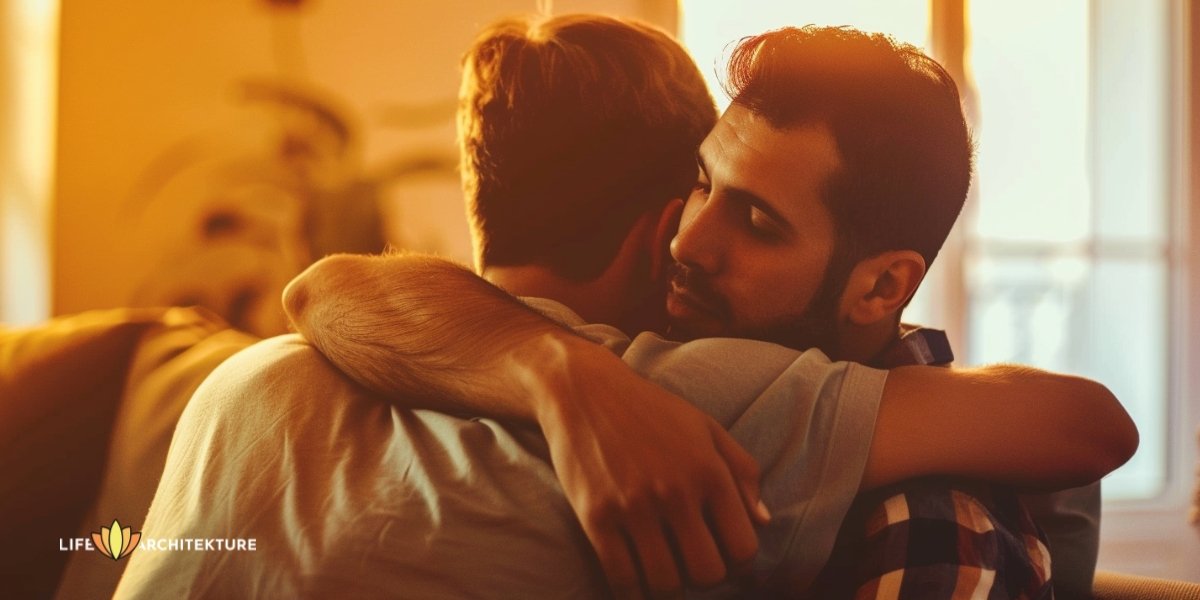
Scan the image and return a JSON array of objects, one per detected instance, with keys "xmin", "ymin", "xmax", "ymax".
[{"xmin": 670, "ymin": 199, "xmax": 724, "ymax": 275}]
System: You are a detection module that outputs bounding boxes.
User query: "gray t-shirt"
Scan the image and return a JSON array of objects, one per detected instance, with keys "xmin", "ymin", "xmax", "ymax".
[{"xmin": 113, "ymin": 299, "xmax": 887, "ymax": 598}]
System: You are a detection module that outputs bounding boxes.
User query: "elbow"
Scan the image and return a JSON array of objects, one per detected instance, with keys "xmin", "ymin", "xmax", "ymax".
[
  {"xmin": 1106, "ymin": 390, "xmax": 1140, "ymax": 473},
  {"xmin": 281, "ymin": 271, "xmax": 311, "ymax": 327},
  {"xmin": 1079, "ymin": 380, "xmax": 1139, "ymax": 481},
  {"xmin": 282, "ymin": 253, "xmax": 359, "ymax": 333}
]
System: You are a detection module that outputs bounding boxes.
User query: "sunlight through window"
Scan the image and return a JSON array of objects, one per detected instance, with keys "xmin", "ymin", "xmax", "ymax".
[
  {"xmin": 0, "ymin": 0, "xmax": 57, "ymax": 325},
  {"xmin": 966, "ymin": 0, "xmax": 1172, "ymax": 500}
]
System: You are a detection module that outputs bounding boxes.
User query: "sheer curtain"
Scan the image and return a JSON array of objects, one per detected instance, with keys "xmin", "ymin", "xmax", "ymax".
[{"xmin": 0, "ymin": 0, "xmax": 56, "ymax": 325}]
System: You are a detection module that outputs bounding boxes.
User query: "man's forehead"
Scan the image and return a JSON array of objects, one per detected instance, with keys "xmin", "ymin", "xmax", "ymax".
[{"xmin": 699, "ymin": 105, "xmax": 842, "ymax": 215}]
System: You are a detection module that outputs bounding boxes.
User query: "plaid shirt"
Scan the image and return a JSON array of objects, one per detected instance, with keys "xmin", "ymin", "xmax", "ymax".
[{"xmin": 805, "ymin": 326, "xmax": 1054, "ymax": 600}]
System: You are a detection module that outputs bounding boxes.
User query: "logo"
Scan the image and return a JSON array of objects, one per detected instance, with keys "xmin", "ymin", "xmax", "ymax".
[
  {"xmin": 92, "ymin": 519, "xmax": 140, "ymax": 561},
  {"xmin": 59, "ymin": 519, "xmax": 256, "ymax": 557}
]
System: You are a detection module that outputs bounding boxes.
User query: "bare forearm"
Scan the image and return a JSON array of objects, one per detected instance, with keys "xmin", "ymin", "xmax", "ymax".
[
  {"xmin": 282, "ymin": 253, "xmax": 580, "ymax": 420},
  {"xmin": 864, "ymin": 364, "xmax": 1139, "ymax": 491}
]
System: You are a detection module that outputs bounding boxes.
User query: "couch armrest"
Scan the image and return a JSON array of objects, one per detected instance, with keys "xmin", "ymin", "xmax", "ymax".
[
  {"xmin": 0, "ymin": 307, "xmax": 233, "ymax": 599},
  {"xmin": 1092, "ymin": 570, "xmax": 1200, "ymax": 600}
]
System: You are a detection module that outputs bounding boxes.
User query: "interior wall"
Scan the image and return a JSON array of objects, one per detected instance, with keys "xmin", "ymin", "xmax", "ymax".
[{"xmin": 53, "ymin": 0, "xmax": 673, "ymax": 333}]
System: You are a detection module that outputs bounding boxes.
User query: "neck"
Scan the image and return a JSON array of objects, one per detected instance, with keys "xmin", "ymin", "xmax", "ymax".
[
  {"xmin": 482, "ymin": 263, "xmax": 667, "ymax": 336},
  {"xmin": 482, "ymin": 265, "xmax": 625, "ymax": 328},
  {"xmin": 833, "ymin": 317, "xmax": 901, "ymax": 366}
]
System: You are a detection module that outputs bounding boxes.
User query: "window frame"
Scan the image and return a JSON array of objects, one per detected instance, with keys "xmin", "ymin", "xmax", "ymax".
[
  {"xmin": 930, "ymin": 0, "xmax": 1198, "ymax": 578},
  {"xmin": 1091, "ymin": 0, "xmax": 1200, "ymax": 580}
]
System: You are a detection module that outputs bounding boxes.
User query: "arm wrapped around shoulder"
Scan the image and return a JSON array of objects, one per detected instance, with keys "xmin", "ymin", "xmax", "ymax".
[
  {"xmin": 282, "ymin": 251, "xmax": 580, "ymax": 419},
  {"xmin": 864, "ymin": 364, "xmax": 1139, "ymax": 492}
]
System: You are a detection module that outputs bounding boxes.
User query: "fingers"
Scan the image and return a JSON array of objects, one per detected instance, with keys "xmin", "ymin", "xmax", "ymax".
[
  {"xmin": 587, "ymin": 503, "xmax": 726, "ymax": 597},
  {"xmin": 666, "ymin": 505, "xmax": 726, "ymax": 588},
  {"xmin": 706, "ymin": 464, "xmax": 760, "ymax": 572},
  {"xmin": 589, "ymin": 522, "xmax": 683, "ymax": 599},
  {"xmin": 627, "ymin": 515, "xmax": 684, "ymax": 597},
  {"xmin": 560, "ymin": 409, "xmax": 765, "ymax": 597},
  {"xmin": 588, "ymin": 527, "xmax": 644, "ymax": 599},
  {"xmin": 710, "ymin": 422, "xmax": 770, "ymax": 525},
  {"xmin": 621, "ymin": 496, "xmax": 755, "ymax": 596}
]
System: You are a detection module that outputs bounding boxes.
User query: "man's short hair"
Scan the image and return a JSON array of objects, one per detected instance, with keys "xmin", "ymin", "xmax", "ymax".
[
  {"xmin": 459, "ymin": 14, "xmax": 717, "ymax": 280},
  {"xmin": 724, "ymin": 26, "xmax": 973, "ymax": 271}
]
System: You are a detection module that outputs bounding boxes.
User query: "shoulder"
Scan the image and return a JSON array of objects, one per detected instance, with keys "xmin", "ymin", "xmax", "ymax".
[
  {"xmin": 201, "ymin": 333, "xmax": 342, "ymax": 391},
  {"xmin": 185, "ymin": 333, "xmax": 364, "ymax": 427},
  {"xmin": 618, "ymin": 334, "xmax": 883, "ymax": 426},
  {"xmin": 623, "ymin": 333, "xmax": 844, "ymax": 382}
]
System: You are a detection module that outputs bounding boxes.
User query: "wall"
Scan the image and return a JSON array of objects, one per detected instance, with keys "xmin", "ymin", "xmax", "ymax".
[{"xmin": 53, "ymin": 0, "xmax": 672, "ymax": 334}]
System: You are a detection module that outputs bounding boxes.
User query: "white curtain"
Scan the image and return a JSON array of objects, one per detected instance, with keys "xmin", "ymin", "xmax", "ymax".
[{"xmin": 0, "ymin": 0, "xmax": 56, "ymax": 325}]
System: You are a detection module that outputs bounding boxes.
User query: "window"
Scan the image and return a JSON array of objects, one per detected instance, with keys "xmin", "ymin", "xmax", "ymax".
[
  {"xmin": 0, "ymin": 0, "xmax": 57, "ymax": 325},
  {"xmin": 964, "ymin": 0, "xmax": 1176, "ymax": 500}
]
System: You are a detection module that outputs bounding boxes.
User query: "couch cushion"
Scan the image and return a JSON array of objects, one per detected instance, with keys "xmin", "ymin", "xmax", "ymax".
[
  {"xmin": 0, "ymin": 307, "xmax": 240, "ymax": 599},
  {"xmin": 54, "ymin": 311, "xmax": 257, "ymax": 599}
]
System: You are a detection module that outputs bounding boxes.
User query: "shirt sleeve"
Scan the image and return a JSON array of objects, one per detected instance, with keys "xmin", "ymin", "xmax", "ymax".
[
  {"xmin": 1019, "ymin": 482, "xmax": 1101, "ymax": 597},
  {"xmin": 616, "ymin": 333, "xmax": 889, "ymax": 595}
]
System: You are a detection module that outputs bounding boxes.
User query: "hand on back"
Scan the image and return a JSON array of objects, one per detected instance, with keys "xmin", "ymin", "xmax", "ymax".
[{"xmin": 534, "ymin": 345, "xmax": 769, "ymax": 598}]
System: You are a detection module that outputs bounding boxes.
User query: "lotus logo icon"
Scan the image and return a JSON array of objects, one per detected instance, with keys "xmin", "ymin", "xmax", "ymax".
[{"xmin": 92, "ymin": 519, "xmax": 140, "ymax": 561}]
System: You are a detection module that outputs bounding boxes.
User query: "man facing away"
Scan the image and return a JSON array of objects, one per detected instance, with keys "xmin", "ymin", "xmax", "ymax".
[{"xmin": 117, "ymin": 15, "xmax": 1136, "ymax": 599}]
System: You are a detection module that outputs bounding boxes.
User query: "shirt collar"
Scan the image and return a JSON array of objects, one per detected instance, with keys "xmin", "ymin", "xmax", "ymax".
[{"xmin": 874, "ymin": 324, "xmax": 955, "ymax": 368}]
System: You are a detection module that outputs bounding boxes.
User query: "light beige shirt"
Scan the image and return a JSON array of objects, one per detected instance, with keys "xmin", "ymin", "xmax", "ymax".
[{"xmin": 114, "ymin": 300, "xmax": 888, "ymax": 599}]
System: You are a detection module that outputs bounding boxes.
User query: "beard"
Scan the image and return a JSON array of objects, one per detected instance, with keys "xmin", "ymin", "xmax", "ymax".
[{"xmin": 667, "ymin": 258, "xmax": 848, "ymax": 355}]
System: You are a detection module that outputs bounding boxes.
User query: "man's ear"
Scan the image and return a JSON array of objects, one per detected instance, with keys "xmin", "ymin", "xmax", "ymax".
[
  {"xmin": 649, "ymin": 198, "xmax": 685, "ymax": 281},
  {"xmin": 841, "ymin": 250, "xmax": 926, "ymax": 326}
]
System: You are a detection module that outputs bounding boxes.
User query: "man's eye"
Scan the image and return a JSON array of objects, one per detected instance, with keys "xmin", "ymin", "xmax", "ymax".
[
  {"xmin": 749, "ymin": 208, "xmax": 782, "ymax": 240},
  {"xmin": 691, "ymin": 182, "xmax": 711, "ymax": 196}
]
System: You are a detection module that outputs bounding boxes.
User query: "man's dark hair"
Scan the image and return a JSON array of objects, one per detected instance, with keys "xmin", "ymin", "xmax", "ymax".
[
  {"xmin": 459, "ymin": 14, "xmax": 717, "ymax": 280},
  {"xmin": 724, "ymin": 26, "xmax": 973, "ymax": 273}
]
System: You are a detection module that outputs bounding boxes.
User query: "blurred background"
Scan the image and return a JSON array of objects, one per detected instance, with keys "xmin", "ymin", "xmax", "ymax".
[{"xmin": 0, "ymin": 0, "xmax": 1195, "ymax": 581}]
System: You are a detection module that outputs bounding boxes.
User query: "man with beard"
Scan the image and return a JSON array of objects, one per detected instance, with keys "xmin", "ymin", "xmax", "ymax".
[{"xmin": 118, "ymin": 17, "xmax": 1134, "ymax": 599}]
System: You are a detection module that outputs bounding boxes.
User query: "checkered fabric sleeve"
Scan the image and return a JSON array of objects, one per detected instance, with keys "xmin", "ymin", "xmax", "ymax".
[{"xmin": 809, "ymin": 479, "xmax": 1053, "ymax": 600}]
